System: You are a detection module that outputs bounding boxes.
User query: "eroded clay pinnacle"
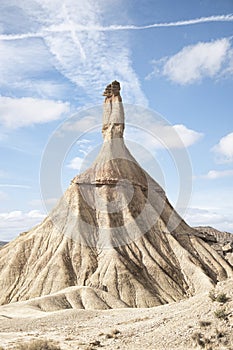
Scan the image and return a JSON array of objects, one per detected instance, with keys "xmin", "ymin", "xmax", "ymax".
[
  {"xmin": 103, "ymin": 80, "xmax": 122, "ymax": 102},
  {"xmin": 102, "ymin": 80, "xmax": 124, "ymax": 140}
]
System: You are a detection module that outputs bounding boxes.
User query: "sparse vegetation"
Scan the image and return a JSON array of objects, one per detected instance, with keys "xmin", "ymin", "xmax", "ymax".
[
  {"xmin": 216, "ymin": 293, "xmax": 229, "ymax": 303},
  {"xmin": 215, "ymin": 328, "xmax": 226, "ymax": 339},
  {"xmin": 199, "ymin": 320, "xmax": 211, "ymax": 327},
  {"xmin": 13, "ymin": 339, "xmax": 61, "ymax": 350},
  {"xmin": 89, "ymin": 340, "xmax": 101, "ymax": 346},
  {"xmin": 192, "ymin": 328, "xmax": 228, "ymax": 349},
  {"xmin": 208, "ymin": 290, "xmax": 216, "ymax": 301},
  {"xmin": 105, "ymin": 328, "xmax": 121, "ymax": 339},
  {"xmin": 192, "ymin": 332, "xmax": 205, "ymax": 348},
  {"xmin": 209, "ymin": 290, "xmax": 229, "ymax": 304},
  {"xmin": 214, "ymin": 307, "xmax": 227, "ymax": 319}
]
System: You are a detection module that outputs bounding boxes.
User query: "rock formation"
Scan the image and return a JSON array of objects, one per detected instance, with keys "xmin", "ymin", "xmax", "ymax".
[
  {"xmin": 195, "ymin": 226, "xmax": 233, "ymax": 267},
  {"xmin": 0, "ymin": 82, "xmax": 232, "ymax": 308}
]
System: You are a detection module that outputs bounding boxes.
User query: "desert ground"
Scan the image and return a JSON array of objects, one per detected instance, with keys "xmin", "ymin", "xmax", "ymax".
[{"xmin": 0, "ymin": 279, "xmax": 232, "ymax": 350}]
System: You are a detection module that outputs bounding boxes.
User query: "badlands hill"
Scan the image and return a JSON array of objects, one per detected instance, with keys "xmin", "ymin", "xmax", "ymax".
[
  {"xmin": 195, "ymin": 226, "xmax": 233, "ymax": 267},
  {"xmin": 0, "ymin": 81, "xmax": 232, "ymax": 311}
]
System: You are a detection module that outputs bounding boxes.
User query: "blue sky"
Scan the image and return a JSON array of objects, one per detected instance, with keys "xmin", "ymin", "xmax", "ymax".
[{"xmin": 0, "ymin": 0, "xmax": 233, "ymax": 240}]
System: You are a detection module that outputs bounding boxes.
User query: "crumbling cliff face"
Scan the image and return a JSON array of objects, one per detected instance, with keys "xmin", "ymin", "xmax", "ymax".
[{"xmin": 0, "ymin": 81, "xmax": 232, "ymax": 308}]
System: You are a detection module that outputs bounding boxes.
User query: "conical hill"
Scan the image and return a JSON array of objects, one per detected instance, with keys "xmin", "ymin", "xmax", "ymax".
[{"xmin": 0, "ymin": 81, "xmax": 232, "ymax": 308}]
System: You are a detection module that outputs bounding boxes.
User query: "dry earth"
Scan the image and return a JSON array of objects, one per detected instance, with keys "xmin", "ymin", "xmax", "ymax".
[{"xmin": 0, "ymin": 279, "xmax": 232, "ymax": 350}]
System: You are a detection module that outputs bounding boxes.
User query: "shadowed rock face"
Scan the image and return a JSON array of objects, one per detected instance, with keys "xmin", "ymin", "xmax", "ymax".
[{"xmin": 0, "ymin": 82, "xmax": 232, "ymax": 308}]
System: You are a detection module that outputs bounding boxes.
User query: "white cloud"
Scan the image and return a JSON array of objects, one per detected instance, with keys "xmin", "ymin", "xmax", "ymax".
[
  {"xmin": 0, "ymin": 210, "xmax": 46, "ymax": 241},
  {"xmin": 184, "ymin": 207, "xmax": 233, "ymax": 233},
  {"xmin": 202, "ymin": 169, "xmax": 233, "ymax": 179},
  {"xmin": 67, "ymin": 156, "xmax": 85, "ymax": 171},
  {"xmin": 148, "ymin": 38, "xmax": 232, "ymax": 84},
  {"xmin": 212, "ymin": 132, "xmax": 233, "ymax": 163},
  {"xmin": 0, "ymin": 39, "xmax": 52, "ymax": 85},
  {"xmin": 173, "ymin": 124, "xmax": 203, "ymax": 147},
  {"xmin": 0, "ymin": 96, "xmax": 69, "ymax": 128},
  {"xmin": 184, "ymin": 186, "xmax": 233, "ymax": 233},
  {"xmin": 125, "ymin": 123, "xmax": 203, "ymax": 149},
  {"xmin": 77, "ymin": 139, "xmax": 95, "ymax": 156}
]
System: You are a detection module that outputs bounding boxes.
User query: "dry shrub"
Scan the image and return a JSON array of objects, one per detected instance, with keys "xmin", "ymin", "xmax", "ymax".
[
  {"xmin": 209, "ymin": 290, "xmax": 216, "ymax": 301},
  {"xmin": 105, "ymin": 328, "xmax": 121, "ymax": 339},
  {"xmin": 214, "ymin": 308, "xmax": 227, "ymax": 319},
  {"xmin": 209, "ymin": 291, "xmax": 229, "ymax": 303},
  {"xmin": 216, "ymin": 293, "xmax": 229, "ymax": 303},
  {"xmin": 14, "ymin": 339, "xmax": 61, "ymax": 350},
  {"xmin": 199, "ymin": 320, "xmax": 211, "ymax": 327},
  {"xmin": 192, "ymin": 332, "xmax": 205, "ymax": 348},
  {"xmin": 215, "ymin": 328, "xmax": 226, "ymax": 339}
]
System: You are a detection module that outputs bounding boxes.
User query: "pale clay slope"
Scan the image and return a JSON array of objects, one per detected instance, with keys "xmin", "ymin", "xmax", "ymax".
[
  {"xmin": 0, "ymin": 86, "xmax": 232, "ymax": 309},
  {"xmin": 0, "ymin": 279, "xmax": 232, "ymax": 349}
]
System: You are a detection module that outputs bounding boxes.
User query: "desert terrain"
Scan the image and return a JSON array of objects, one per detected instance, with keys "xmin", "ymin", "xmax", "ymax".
[{"xmin": 0, "ymin": 279, "xmax": 232, "ymax": 350}]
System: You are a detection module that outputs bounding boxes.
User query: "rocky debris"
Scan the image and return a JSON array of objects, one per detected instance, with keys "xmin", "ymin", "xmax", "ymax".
[{"xmin": 0, "ymin": 82, "xmax": 232, "ymax": 309}]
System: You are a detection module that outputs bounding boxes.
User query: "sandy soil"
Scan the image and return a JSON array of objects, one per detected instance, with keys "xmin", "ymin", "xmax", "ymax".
[{"xmin": 0, "ymin": 279, "xmax": 233, "ymax": 350}]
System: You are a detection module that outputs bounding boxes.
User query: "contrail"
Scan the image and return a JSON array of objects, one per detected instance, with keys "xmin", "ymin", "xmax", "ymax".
[
  {"xmin": 101, "ymin": 13, "xmax": 233, "ymax": 30},
  {"xmin": 0, "ymin": 184, "xmax": 31, "ymax": 189},
  {"xmin": 0, "ymin": 14, "xmax": 232, "ymax": 41}
]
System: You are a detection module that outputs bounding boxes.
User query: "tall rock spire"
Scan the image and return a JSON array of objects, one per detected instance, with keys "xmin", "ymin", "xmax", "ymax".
[{"xmin": 102, "ymin": 80, "xmax": 124, "ymax": 140}]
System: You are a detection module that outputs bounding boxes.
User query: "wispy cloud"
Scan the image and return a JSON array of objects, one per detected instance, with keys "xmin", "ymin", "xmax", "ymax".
[
  {"xmin": 1, "ymin": 5, "xmax": 233, "ymax": 101},
  {"xmin": 184, "ymin": 207, "xmax": 233, "ymax": 233},
  {"xmin": 0, "ymin": 37, "xmax": 76, "ymax": 100},
  {"xmin": 212, "ymin": 132, "xmax": 233, "ymax": 163},
  {"xmin": 0, "ymin": 1, "xmax": 147, "ymax": 105},
  {"xmin": 77, "ymin": 139, "xmax": 95, "ymax": 156},
  {"xmin": 67, "ymin": 156, "xmax": 86, "ymax": 171},
  {"xmin": 0, "ymin": 96, "xmax": 69, "ymax": 129},
  {"xmin": 202, "ymin": 169, "xmax": 233, "ymax": 179},
  {"xmin": 147, "ymin": 38, "xmax": 232, "ymax": 84},
  {"xmin": 0, "ymin": 210, "xmax": 46, "ymax": 241}
]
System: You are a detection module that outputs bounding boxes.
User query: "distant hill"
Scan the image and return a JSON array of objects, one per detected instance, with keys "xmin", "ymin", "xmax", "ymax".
[
  {"xmin": 0, "ymin": 242, "xmax": 8, "ymax": 247},
  {"xmin": 195, "ymin": 226, "xmax": 233, "ymax": 266},
  {"xmin": 195, "ymin": 226, "xmax": 233, "ymax": 243}
]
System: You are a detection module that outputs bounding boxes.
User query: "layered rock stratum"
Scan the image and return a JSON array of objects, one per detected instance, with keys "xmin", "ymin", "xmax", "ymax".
[{"xmin": 0, "ymin": 81, "xmax": 232, "ymax": 309}]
